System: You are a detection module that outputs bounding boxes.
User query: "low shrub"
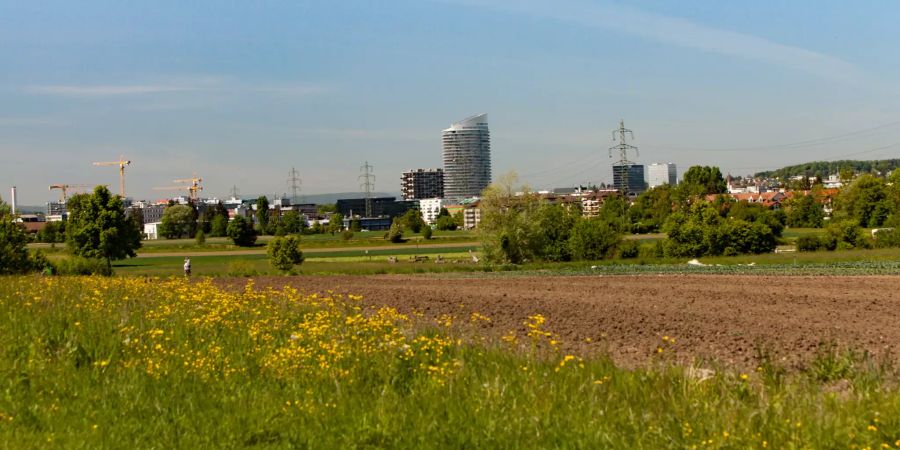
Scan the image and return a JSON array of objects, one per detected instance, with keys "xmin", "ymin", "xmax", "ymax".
[
  {"xmin": 796, "ymin": 235, "xmax": 823, "ymax": 252},
  {"xmin": 616, "ymin": 240, "xmax": 640, "ymax": 259},
  {"xmin": 53, "ymin": 256, "xmax": 112, "ymax": 276}
]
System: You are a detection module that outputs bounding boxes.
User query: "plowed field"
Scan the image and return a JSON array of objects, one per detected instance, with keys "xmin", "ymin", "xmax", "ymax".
[{"xmin": 219, "ymin": 274, "xmax": 900, "ymax": 370}]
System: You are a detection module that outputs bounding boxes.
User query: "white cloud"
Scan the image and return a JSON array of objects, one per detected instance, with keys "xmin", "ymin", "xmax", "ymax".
[{"xmin": 445, "ymin": 0, "xmax": 867, "ymax": 84}]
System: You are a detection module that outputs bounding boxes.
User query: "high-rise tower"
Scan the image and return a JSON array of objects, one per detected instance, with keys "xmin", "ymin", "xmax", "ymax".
[{"xmin": 442, "ymin": 113, "xmax": 491, "ymax": 199}]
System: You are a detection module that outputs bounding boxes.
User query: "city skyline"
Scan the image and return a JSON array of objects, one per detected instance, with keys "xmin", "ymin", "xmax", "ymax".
[{"xmin": 3, "ymin": 1, "xmax": 900, "ymax": 204}]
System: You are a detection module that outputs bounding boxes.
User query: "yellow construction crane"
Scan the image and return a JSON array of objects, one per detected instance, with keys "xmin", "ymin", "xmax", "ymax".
[
  {"xmin": 154, "ymin": 174, "xmax": 203, "ymax": 202},
  {"xmin": 48, "ymin": 183, "xmax": 102, "ymax": 202},
  {"xmin": 92, "ymin": 155, "xmax": 131, "ymax": 198}
]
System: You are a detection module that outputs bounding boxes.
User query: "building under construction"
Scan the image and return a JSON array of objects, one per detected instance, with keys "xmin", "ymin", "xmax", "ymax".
[{"xmin": 401, "ymin": 168, "xmax": 444, "ymax": 200}]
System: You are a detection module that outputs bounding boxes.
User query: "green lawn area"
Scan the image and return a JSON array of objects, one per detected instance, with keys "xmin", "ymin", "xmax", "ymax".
[{"xmin": 113, "ymin": 245, "xmax": 480, "ymax": 276}]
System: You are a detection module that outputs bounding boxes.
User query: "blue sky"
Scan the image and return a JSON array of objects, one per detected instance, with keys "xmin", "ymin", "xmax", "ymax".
[{"xmin": 2, "ymin": 0, "xmax": 900, "ymax": 204}]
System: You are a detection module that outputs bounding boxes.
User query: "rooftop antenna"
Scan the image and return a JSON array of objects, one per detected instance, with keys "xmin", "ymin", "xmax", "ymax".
[
  {"xmin": 609, "ymin": 120, "xmax": 639, "ymax": 196},
  {"xmin": 359, "ymin": 161, "xmax": 375, "ymax": 218}
]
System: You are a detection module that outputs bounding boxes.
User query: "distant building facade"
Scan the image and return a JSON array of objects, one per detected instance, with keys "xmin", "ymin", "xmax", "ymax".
[
  {"xmin": 612, "ymin": 164, "xmax": 646, "ymax": 195},
  {"xmin": 647, "ymin": 163, "xmax": 677, "ymax": 188},
  {"xmin": 401, "ymin": 168, "xmax": 444, "ymax": 200},
  {"xmin": 442, "ymin": 113, "xmax": 491, "ymax": 199},
  {"xmin": 46, "ymin": 201, "xmax": 67, "ymax": 216},
  {"xmin": 418, "ymin": 198, "xmax": 446, "ymax": 225},
  {"xmin": 335, "ymin": 197, "xmax": 417, "ymax": 219}
]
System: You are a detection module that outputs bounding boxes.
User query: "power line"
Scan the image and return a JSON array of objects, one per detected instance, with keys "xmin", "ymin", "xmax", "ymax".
[{"xmin": 668, "ymin": 119, "xmax": 900, "ymax": 152}]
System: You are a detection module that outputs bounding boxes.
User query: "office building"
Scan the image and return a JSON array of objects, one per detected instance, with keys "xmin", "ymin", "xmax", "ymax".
[
  {"xmin": 401, "ymin": 168, "xmax": 444, "ymax": 200},
  {"xmin": 612, "ymin": 164, "xmax": 647, "ymax": 196},
  {"xmin": 335, "ymin": 197, "xmax": 417, "ymax": 219},
  {"xmin": 442, "ymin": 113, "xmax": 491, "ymax": 199},
  {"xmin": 647, "ymin": 163, "xmax": 677, "ymax": 188}
]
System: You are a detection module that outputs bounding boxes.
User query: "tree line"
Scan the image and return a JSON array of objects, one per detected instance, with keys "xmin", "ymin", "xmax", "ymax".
[{"xmin": 477, "ymin": 165, "xmax": 900, "ymax": 263}]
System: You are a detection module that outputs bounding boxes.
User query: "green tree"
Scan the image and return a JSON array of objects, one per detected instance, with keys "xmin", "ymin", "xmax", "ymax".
[
  {"xmin": 435, "ymin": 215, "xmax": 458, "ymax": 231},
  {"xmin": 158, "ymin": 204, "xmax": 197, "ymax": 239},
  {"xmin": 0, "ymin": 197, "xmax": 39, "ymax": 274},
  {"xmin": 568, "ymin": 217, "xmax": 621, "ymax": 261},
  {"xmin": 267, "ymin": 235, "xmax": 304, "ymax": 271},
  {"xmin": 209, "ymin": 214, "xmax": 228, "ymax": 237},
  {"xmin": 597, "ymin": 195, "xmax": 630, "ymax": 233},
  {"xmin": 387, "ymin": 218, "xmax": 404, "ymax": 243},
  {"xmin": 834, "ymin": 174, "xmax": 895, "ymax": 228},
  {"xmin": 328, "ymin": 213, "xmax": 344, "ymax": 234},
  {"xmin": 532, "ymin": 203, "xmax": 581, "ymax": 261},
  {"xmin": 662, "ymin": 201, "xmax": 776, "ymax": 257},
  {"xmin": 227, "ymin": 215, "xmax": 257, "ymax": 247},
  {"xmin": 478, "ymin": 173, "xmax": 545, "ymax": 263},
  {"xmin": 349, "ymin": 218, "xmax": 362, "ymax": 232},
  {"xmin": 281, "ymin": 211, "xmax": 302, "ymax": 234},
  {"xmin": 453, "ymin": 210, "xmax": 465, "ymax": 228},
  {"xmin": 422, "ymin": 225, "xmax": 433, "ymax": 240},
  {"xmin": 400, "ymin": 209, "xmax": 425, "ymax": 233},
  {"xmin": 628, "ymin": 185, "xmax": 675, "ymax": 233},
  {"xmin": 36, "ymin": 220, "xmax": 66, "ymax": 243},
  {"xmin": 681, "ymin": 166, "xmax": 727, "ymax": 195},
  {"xmin": 195, "ymin": 228, "xmax": 206, "ymax": 245},
  {"xmin": 726, "ymin": 201, "xmax": 785, "ymax": 237},
  {"xmin": 785, "ymin": 194, "xmax": 825, "ymax": 228},
  {"xmin": 65, "ymin": 186, "xmax": 142, "ymax": 269},
  {"xmin": 255, "ymin": 196, "xmax": 270, "ymax": 234}
]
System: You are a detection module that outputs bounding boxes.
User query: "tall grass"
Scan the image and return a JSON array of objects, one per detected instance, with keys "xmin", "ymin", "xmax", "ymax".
[{"xmin": 1, "ymin": 276, "xmax": 899, "ymax": 448}]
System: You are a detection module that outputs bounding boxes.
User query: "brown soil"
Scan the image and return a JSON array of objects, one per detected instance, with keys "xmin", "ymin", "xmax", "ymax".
[{"xmin": 216, "ymin": 274, "xmax": 900, "ymax": 370}]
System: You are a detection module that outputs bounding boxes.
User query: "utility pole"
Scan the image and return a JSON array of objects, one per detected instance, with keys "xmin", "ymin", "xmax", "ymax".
[
  {"xmin": 359, "ymin": 161, "xmax": 375, "ymax": 218},
  {"xmin": 286, "ymin": 167, "xmax": 302, "ymax": 204},
  {"xmin": 609, "ymin": 120, "xmax": 639, "ymax": 196}
]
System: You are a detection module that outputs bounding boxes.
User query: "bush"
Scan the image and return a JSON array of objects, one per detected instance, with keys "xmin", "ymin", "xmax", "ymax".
[
  {"xmin": 824, "ymin": 220, "xmax": 870, "ymax": 250},
  {"xmin": 616, "ymin": 240, "xmax": 640, "ymax": 259},
  {"xmin": 341, "ymin": 230, "xmax": 354, "ymax": 241},
  {"xmin": 435, "ymin": 215, "xmax": 457, "ymax": 231},
  {"xmin": 422, "ymin": 226, "xmax": 433, "ymax": 240},
  {"xmin": 568, "ymin": 218, "xmax": 620, "ymax": 261},
  {"xmin": 796, "ymin": 235, "xmax": 823, "ymax": 252},
  {"xmin": 195, "ymin": 229, "xmax": 206, "ymax": 245},
  {"xmin": 53, "ymin": 256, "xmax": 113, "ymax": 276},
  {"xmin": 227, "ymin": 216, "xmax": 257, "ymax": 247},
  {"xmin": 388, "ymin": 220, "xmax": 403, "ymax": 243},
  {"xmin": 873, "ymin": 228, "xmax": 900, "ymax": 248},
  {"xmin": 267, "ymin": 235, "xmax": 304, "ymax": 272}
]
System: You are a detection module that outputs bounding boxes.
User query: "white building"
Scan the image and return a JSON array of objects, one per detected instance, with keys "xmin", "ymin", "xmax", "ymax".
[
  {"xmin": 418, "ymin": 198, "xmax": 446, "ymax": 225},
  {"xmin": 442, "ymin": 113, "xmax": 491, "ymax": 199},
  {"xmin": 647, "ymin": 163, "xmax": 677, "ymax": 188},
  {"xmin": 143, "ymin": 222, "xmax": 161, "ymax": 240}
]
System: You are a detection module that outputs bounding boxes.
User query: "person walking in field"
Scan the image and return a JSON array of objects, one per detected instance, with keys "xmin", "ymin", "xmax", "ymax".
[{"xmin": 183, "ymin": 257, "xmax": 191, "ymax": 277}]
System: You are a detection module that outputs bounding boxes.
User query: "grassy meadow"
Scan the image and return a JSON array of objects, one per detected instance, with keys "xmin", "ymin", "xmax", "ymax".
[
  {"xmin": 2, "ymin": 276, "xmax": 900, "ymax": 448},
  {"xmin": 0, "ymin": 277, "xmax": 900, "ymax": 448}
]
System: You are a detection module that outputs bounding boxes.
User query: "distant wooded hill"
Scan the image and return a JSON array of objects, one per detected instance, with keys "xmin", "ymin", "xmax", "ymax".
[{"xmin": 754, "ymin": 159, "xmax": 900, "ymax": 179}]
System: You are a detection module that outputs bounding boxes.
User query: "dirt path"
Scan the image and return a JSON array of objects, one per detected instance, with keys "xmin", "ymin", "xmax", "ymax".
[
  {"xmin": 137, "ymin": 241, "xmax": 477, "ymax": 258},
  {"xmin": 218, "ymin": 274, "xmax": 900, "ymax": 370}
]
